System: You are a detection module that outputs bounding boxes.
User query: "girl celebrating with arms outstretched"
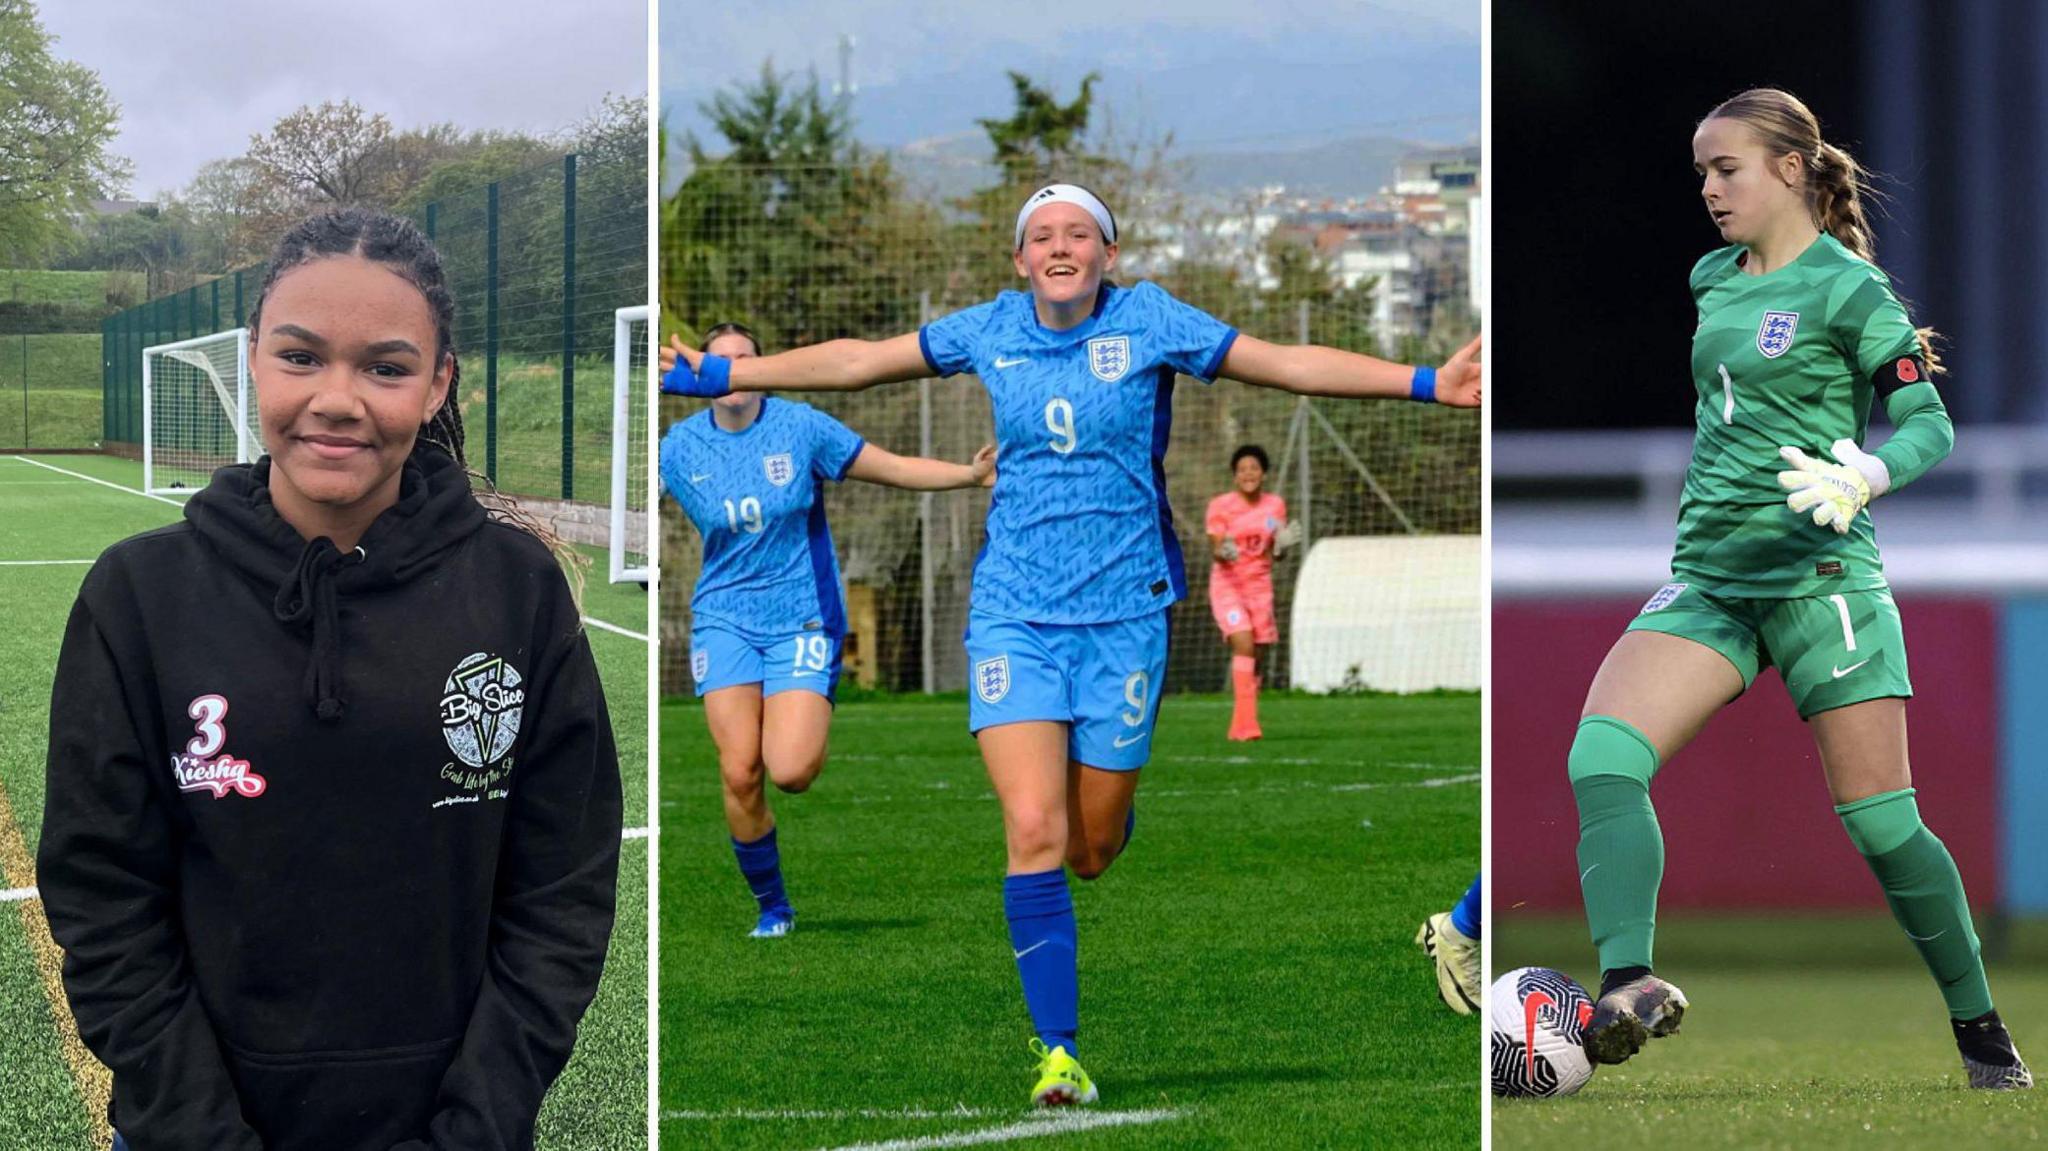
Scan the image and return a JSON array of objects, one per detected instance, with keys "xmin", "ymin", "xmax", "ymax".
[{"xmin": 663, "ymin": 183, "xmax": 1479, "ymax": 1104}]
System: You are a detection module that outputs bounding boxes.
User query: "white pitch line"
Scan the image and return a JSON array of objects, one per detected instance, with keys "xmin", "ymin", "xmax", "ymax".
[
  {"xmin": 1330, "ymin": 773, "xmax": 1481, "ymax": 791},
  {"xmin": 622, "ymin": 826, "xmax": 652, "ymax": 840},
  {"xmin": 582, "ymin": 616, "xmax": 649, "ymax": 642},
  {"xmin": 12, "ymin": 455, "xmax": 184, "ymax": 507},
  {"xmin": 0, "ymin": 560, "xmax": 94, "ymax": 566},
  {"xmin": 666, "ymin": 1107, "xmax": 997, "ymax": 1121},
  {"xmin": 811, "ymin": 1108, "xmax": 1183, "ymax": 1151}
]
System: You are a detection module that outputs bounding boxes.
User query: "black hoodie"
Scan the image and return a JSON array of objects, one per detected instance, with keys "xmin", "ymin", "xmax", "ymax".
[{"xmin": 37, "ymin": 449, "xmax": 622, "ymax": 1151}]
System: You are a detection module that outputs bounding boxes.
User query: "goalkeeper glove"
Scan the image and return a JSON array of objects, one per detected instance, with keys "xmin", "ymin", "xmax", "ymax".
[
  {"xmin": 661, "ymin": 353, "xmax": 732, "ymax": 398},
  {"xmin": 1273, "ymin": 521, "xmax": 1304, "ymax": 556},
  {"xmin": 1776, "ymin": 439, "xmax": 1890, "ymax": 534},
  {"xmin": 1217, "ymin": 537, "xmax": 1240, "ymax": 563}
]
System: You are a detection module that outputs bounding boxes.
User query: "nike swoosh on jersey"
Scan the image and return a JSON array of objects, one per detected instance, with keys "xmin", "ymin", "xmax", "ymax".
[
  {"xmin": 690, "ymin": 473, "xmax": 710, "ymax": 483},
  {"xmin": 1013, "ymin": 940, "xmax": 1049, "ymax": 960},
  {"xmin": 1832, "ymin": 658, "xmax": 1873, "ymax": 679},
  {"xmin": 993, "ymin": 356, "xmax": 1029, "ymax": 368},
  {"xmin": 1112, "ymin": 730, "xmax": 1148, "ymax": 749}
]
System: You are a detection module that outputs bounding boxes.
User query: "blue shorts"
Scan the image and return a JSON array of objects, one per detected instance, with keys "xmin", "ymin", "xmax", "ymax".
[
  {"xmin": 691, "ymin": 625, "xmax": 841, "ymax": 700},
  {"xmin": 964, "ymin": 610, "xmax": 1168, "ymax": 771}
]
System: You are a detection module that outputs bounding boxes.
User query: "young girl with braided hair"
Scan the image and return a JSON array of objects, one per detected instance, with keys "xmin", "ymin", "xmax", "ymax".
[
  {"xmin": 1564, "ymin": 88, "xmax": 2028, "ymax": 1089},
  {"xmin": 40, "ymin": 207, "xmax": 625, "ymax": 1149}
]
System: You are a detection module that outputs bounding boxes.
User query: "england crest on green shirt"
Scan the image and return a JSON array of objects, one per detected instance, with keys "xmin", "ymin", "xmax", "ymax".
[{"xmin": 1757, "ymin": 310, "xmax": 1799, "ymax": 358}]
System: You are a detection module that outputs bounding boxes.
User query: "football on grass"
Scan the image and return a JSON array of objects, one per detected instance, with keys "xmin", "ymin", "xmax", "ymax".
[{"xmin": 1489, "ymin": 966, "xmax": 1596, "ymax": 1097}]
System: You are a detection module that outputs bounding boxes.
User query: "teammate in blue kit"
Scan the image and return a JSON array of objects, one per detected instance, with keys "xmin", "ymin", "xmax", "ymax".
[
  {"xmin": 662, "ymin": 186, "xmax": 1482, "ymax": 1102},
  {"xmin": 661, "ymin": 323, "xmax": 994, "ymax": 939}
]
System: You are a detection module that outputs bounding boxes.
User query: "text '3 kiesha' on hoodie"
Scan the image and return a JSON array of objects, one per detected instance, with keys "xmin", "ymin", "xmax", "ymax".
[{"xmin": 38, "ymin": 447, "xmax": 623, "ymax": 1151}]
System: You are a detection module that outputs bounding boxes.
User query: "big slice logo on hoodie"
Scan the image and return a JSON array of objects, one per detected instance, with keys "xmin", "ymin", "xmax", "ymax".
[{"xmin": 435, "ymin": 651, "xmax": 527, "ymax": 806}]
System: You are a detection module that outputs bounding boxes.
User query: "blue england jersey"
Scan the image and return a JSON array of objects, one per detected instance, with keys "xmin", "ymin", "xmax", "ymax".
[
  {"xmin": 921, "ymin": 281, "xmax": 1237, "ymax": 624},
  {"xmin": 659, "ymin": 397, "xmax": 865, "ymax": 640}
]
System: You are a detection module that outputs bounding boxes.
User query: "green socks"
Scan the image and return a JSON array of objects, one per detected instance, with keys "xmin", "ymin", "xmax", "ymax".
[
  {"xmin": 1569, "ymin": 720, "xmax": 1994, "ymax": 1020},
  {"xmin": 1569, "ymin": 716, "xmax": 1664, "ymax": 974},
  {"xmin": 1837, "ymin": 789, "xmax": 1994, "ymax": 1020}
]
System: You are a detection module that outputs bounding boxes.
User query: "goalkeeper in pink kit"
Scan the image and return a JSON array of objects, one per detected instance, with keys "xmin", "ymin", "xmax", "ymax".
[{"xmin": 1206, "ymin": 444, "xmax": 1296, "ymax": 741}]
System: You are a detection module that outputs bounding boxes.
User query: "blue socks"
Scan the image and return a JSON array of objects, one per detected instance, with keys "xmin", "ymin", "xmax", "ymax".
[
  {"xmin": 732, "ymin": 827, "xmax": 790, "ymax": 916},
  {"xmin": 1004, "ymin": 868, "xmax": 1078, "ymax": 1055},
  {"xmin": 1451, "ymin": 873, "xmax": 1481, "ymax": 939}
]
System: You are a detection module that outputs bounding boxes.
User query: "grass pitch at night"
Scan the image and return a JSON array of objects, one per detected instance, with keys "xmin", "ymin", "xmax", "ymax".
[
  {"xmin": 659, "ymin": 692, "xmax": 1480, "ymax": 1149},
  {"xmin": 1493, "ymin": 915, "xmax": 2048, "ymax": 1149},
  {"xmin": 0, "ymin": 453, "xmax": 649, "ymax": 1151}
]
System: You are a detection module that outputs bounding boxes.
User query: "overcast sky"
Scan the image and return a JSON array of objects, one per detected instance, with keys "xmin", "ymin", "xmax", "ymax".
[
  {"xmin": 662, "ymin": 0, "xmax": 1478, "ymax": 155},
  {"xmin": 663, "ymin": 0, "xmax": 1477, "ymax": 92},
  {"xmin": 40, "ymin": 0, "xmax": 648, "ymax": 199}
]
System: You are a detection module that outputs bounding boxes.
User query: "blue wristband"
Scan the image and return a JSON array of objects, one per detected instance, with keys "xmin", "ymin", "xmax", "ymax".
[
  {"xmin": 700, "ymin": 354, "xmax": 732, "ymax": 397},
  {"xmin": 659, "ymin": 352, "xmax": 733, "ymax": 398},
  {"xmin": 1408, "ymin": 365, "xmax": 1437, "ymax": 403}
]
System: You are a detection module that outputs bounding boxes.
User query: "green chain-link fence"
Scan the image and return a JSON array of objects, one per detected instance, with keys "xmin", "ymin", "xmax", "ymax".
[{"xmin": 103, "ymin": 148, "xmax": 647, "ymax": 505}]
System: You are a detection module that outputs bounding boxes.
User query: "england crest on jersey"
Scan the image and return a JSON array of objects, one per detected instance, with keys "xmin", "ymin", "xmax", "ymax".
[
  {"xmin": 1756, "ymin": 311, "xmax": 1799, "ymax": 359},
  {"xmin": 974, "ymin": 655, "xmax": 1011, "ymax": 703},
  {"xmin": 1088, "ymin": 335, "xmax": 1131, "ymax": 382},
  {"xmin": 763, "ymin": 453, "xmax": 795, "ymax": 487}
]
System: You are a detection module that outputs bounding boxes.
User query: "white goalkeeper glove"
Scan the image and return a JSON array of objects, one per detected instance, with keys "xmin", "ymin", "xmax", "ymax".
[
  {"xmin": 1217, "ymin": 537, "xmax": 1240, "ymax": 563},
  {"xmin": 1776, "ymin": 439, "xmax": 1891, "ymax": 534},
  {"xmin": 1273, "ymin": 521, "xmax": 1304, "ymax": 556}
]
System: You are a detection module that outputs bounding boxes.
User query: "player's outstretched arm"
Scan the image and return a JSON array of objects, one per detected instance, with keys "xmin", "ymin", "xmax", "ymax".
[
  {"xmin": 660, "ymin": 332, "xmax": 929, "ymax": 397},
  {"xmin": 846, "ymin": 442, "xmax": 998, "ymax": 491},
  {"xmin": 1217, "ymin": 333, "xmax": 1483, "ymax": 408}
]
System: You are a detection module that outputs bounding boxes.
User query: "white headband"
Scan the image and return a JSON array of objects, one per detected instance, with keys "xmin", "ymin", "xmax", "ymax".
[{"xmin": 1013, "ymin": 184, "xmax": 1117, "ymax": 250}]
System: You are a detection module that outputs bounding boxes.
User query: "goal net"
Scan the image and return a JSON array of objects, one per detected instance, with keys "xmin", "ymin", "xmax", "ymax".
[
  {"xmin": 143, "ymin": 329, "xmax": 254, "ymax": 495},
  {"xmin": 611, "ymin": 306, "xmax": 651, "ymax": 583}
]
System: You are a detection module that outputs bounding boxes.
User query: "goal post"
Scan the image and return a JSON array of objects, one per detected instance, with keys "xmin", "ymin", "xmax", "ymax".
[
  {"xmin": 142, "ymin": 329, "xmax": 253, "ymax": 496},
  {"xmin": 610, "ymin": 306, "xmax": 652, "ymax": 584}
]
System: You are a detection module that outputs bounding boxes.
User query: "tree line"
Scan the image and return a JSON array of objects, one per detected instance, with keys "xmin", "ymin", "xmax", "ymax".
[{"xmin": 3, "ymin": 0, "xmax": 644, "ymax": 322}]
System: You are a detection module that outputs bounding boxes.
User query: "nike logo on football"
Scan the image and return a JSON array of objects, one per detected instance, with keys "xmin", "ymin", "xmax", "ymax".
[
  {"xmin": 1014, "ymin": 940, "xmax": 1048, "ymax": 960},
  {"xmin": 1832, "ymin": 658, "xmax": 1873, "ymax": 679},
  {"xmin": 1522, "ymin": 989, "xmax": 1556, "ymax": 1080},
  {"xmin": 994, "ymin": 356, "xmax": 1029, "ymax": 369},
  {"xmin": 1112, "ymin": 730, "xmax": 1148, "ymax": 749},
  {"xmin": 690, "ymin": 473, "xmax": 710, "ymax": 483}
]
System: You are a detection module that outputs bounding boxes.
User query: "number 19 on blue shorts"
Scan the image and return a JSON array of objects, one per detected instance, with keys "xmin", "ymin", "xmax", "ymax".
[{"xmin": 691, "ymin": 625, "xmax": 842, "ymax": 700}]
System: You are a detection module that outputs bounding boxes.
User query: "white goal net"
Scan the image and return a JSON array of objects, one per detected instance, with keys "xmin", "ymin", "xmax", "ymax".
[
  {"xmin": 1288, "ymin": 535, "xmax": 1481, "ymax": 693},
  {"xmin": 611, "ymin": 306, "xmax": 651, "ymax": 583},
  {"xmin": 143, "ymin": 329, "xmax": 255, "ymax": 495}
]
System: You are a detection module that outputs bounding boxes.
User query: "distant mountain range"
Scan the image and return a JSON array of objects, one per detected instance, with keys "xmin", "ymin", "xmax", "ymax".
[{"xmin": 881, "ymin": 131, "xmax": 1459, "ymax": 205}]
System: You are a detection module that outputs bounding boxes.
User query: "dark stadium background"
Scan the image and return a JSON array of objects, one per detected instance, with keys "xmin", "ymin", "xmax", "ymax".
[{"xmin": 1498, "ymin": 0, "xmax": 2048, "ymax": 430}]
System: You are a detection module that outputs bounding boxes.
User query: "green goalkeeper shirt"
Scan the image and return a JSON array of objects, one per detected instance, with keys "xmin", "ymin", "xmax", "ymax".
[{"xmin": 1673, "ymin": 233, "xmax": 1953, "ymax": 598}]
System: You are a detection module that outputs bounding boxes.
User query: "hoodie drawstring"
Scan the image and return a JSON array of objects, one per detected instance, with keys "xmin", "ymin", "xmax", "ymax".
[{"xmin": 273, "ymin": 540, "xmax": 366, "ymax": 723}]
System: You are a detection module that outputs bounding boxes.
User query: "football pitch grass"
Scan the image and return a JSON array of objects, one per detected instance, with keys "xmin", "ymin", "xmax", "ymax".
[
  {"xmin": 659, "ymin": 692, "xmax": 1481, "ymax": 1149},
  {"xmin": 1494, "ymin": 914, "xmax": 2048, "ymax": 1149},
  {"xmin": 0, "ymin": 452, "xmax": 650, "ymax": 1151}
]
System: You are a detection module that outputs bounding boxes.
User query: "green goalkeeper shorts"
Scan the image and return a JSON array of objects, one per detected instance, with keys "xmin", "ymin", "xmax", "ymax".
[{"xmin": 1625, "ymin": 581, "xmax": 1913, "ymax": 718}]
